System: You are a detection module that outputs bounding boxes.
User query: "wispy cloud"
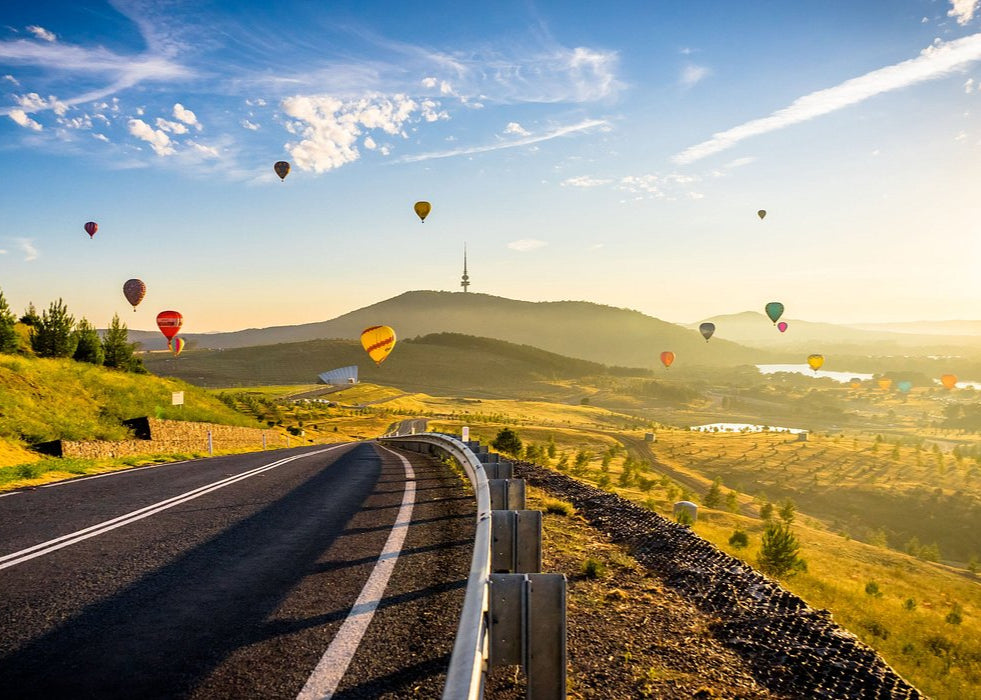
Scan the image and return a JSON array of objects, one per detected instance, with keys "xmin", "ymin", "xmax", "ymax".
[
  {"xmin": 241, "ymin": 119, "xmax": 260, "ymax": 130},
  {"xmin": 2, "ymin": 74, "xmax": 20, "ymax": 85},
  {"xmin": 504, "ymin": 121, "xmax": 530, "ymax": 136},
  {"xmin": 507, "ymin": 239, "xmax": 547, "ymax": 251},
  {"xmin": 949, "ymin": 0, "xmax": 980, "ymax": 25},
  {"xmin": 562, "ymin": 175, "xmax": 612, "ymax": 187},
  {"xmin": 26, "ymin": 25, "xmax": 56, "ymax": 43},
  {"xmin": 673, "ymin": 33, "xmax": 981, "ymax": 164},
  {"xmin": 398, "ymin": 119, "xmax": 609, "ymax": 163},
  {"xmin": 16, "ymin": 238, "xmax": 38, "ymax": 262},
  {"xmin": 8, "ymin": 109, "xmax": 42, "ymax": 130},
  {"xmin": 680, "ymin": 64, "xmax": 709, "ymax": 88}
]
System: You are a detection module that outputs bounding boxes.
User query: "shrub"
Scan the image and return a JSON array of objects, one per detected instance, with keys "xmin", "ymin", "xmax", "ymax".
[
  {"xmin": 582, "ymin": 557, "xmax": 606, "ymax": 579},
  {"xmin": 728, "ymin": 530, "xmax": 749, "ymax": 549},
  {"xmin": 491, "ymin": 428, "xmax": 522, "ymax": 457},
  {"xmin": 945, "ymin": 603, "xmax": 963, "ymax": 625},
  {"xmin": 543, "ymin": 498, "xmax": 574, "ymax": 516},
  {"xmin": 757, "ymin": 521, "xmax": 806, "ymax": 577},
  {"xmin": 865, "ymin": 581, "xmax": 883, "ymax": 598},
  {"xmin": 902, "ymin": 598, "xmax": 917, "ymax": 611}
]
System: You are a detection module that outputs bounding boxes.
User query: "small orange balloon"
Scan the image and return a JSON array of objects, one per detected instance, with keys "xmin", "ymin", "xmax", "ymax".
[
  {"xmin": 660, "ymin": 351, "xmax": 675, "ymax": 368},
  {"xmin": 940, "ymin": 374, "xmax": 957, "ymax": 390},
  {"xmin": 878, "ymin": 378, "xmax": 893, "ymax": 391}
]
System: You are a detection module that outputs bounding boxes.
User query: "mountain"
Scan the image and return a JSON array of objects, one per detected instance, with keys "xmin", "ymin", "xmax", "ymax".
[
  {"xmin": 845, "ymin": 320, "xmax": 981, "ymax": 336},
  {"xmin": 130, "ymin": 291, "xmax": 775, "ymax": 368},
  {"xmin": 689, "ymin": 312, "xmax": 981, "ymax": 353},
  {"xmin": 142, "ymin": 332, "xmax": 652, "ymax": 396}
]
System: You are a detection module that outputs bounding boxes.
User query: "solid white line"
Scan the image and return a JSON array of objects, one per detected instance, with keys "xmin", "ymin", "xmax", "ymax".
[
  {"xmin": 0, "ymin": 445, "xmax": 347, "ymax": 571},
  {"xmin": 0, "ymin": 492, "xmax": 19, "ymax": 498},
  {"xmin": 297, "ymin": 446, "xmax": 416, "ymax": 700}
]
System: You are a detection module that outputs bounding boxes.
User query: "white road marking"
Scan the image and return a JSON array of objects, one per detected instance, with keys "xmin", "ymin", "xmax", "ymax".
[
  {"xmin": 297, "ymin": 445, "xmax": 416, "ymax": 700},
  {"xmin": 0, "ymin": 492, "xmax": 19, "ymax": 498},
  {"xmin": 0, "ymin": 445, "xmax": 347, "ymax": 572},
  {"xmin": 39, "ymin": 461, "xmax": 188, "ymax": 488}
]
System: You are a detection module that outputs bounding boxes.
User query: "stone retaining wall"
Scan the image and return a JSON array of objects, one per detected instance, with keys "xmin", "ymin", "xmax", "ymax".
[{"xmin": 48, "ymin": 418, "xmax": 289, "ymax": 459}]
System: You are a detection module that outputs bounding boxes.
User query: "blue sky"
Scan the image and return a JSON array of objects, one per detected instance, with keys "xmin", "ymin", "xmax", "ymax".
[{"xmin": 1, "ymin": 0, "xmax": 980, "ymax": 333}]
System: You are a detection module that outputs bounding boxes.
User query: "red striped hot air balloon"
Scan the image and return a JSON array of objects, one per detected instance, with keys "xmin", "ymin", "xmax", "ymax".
[
  {"xmin": 156, "ymin": 310, "xmax": 183, "ymax": 344},
  {"xmin": 84, "ymin": 221, "xmax": 98, "ymax": 239}
]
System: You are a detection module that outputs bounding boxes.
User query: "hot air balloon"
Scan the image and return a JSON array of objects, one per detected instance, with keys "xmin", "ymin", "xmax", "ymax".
[
  {"xmin": 156, "ymin": 310, "xmax": 183, "ymax": 344},
  {"xmin": 807, "ymin": 354, "xmax": 824, "ymax": 372},
  {"xmin": 171, "ymin": 337, "xmax": 186, "ymax": 356},
  {"xmin": 849, "ymin": 379, "xmax": 863, "ymax": 389},
  {"xmin": 414, "ymin": 201, "xmax": 431, "ymax": 222},
  {"xmin": 122, "ymin": 279, "xmax": 146, "ymax": 311},
  {"xmin": 898, "ymin": 380, "xmax": 913, "ymax": 394},
  {"xmin": 660, "ymin": 351, "xmax": 675, "ymax": 369},
  {"xmin": 765, "ymin": 302, "xmax": 784, "ymax": 325},
  {"xmin": 361, "ymin": 325, "xmax": 396, "ymax": 365},
  {"xmin": 698, "ymin": 322, "xmax": 715, "ymax": 342},
  {"xmin": 757, "ymin": 210, "xmax": 766, "ymax": 220},
  {"xmin": 877, "ymin": 378, "xmax": 893, "ymax": 391},
  {"xmin": 941, "ymin": 374, "xmax": 957, "ymax": 390},
  {"xmin": 274, "ymin": 161, "xmax": 290, "ymax": 181},
  {"xmin": 84, "ymin": 221, "xmax": 98, "ymax": 239},
  {"xmin": 777, "ymin": 321, "xmax": 788, "ymax": 333}
]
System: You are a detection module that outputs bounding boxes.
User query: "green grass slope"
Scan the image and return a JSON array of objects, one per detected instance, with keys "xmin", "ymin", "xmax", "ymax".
[
  {"xmin": 0, "ymin": 354, "xmax": 257, "ymax": 454},
  {"xmin": 128, "ymin": 291, "xmax": 774, "ymax": 368},
  {"xmin": 143, "ymin": 332, "xmax": 652, "ymax": 397}
]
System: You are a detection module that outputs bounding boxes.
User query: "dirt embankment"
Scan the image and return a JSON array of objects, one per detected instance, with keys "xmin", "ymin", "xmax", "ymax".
[{"xmin": 513, "ymin": 459, "xmax": 923, "ymax": 700}]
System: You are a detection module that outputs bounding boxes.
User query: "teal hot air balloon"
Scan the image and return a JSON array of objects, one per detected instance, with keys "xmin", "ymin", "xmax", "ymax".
[
  {"xmin": 698, "ymin": 322, "xmax": 715, "ymax": 342},
  {"xmin": 765, "ymin": 302, "xmax": 784, "ymax": 325},
  {"xmin": 898, "ymin": 380, "xmax": 913, "ymax": 394}
]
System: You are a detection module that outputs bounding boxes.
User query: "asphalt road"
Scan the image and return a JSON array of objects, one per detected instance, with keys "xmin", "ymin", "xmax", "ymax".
[{"xmin": 0, "ymin": 442, "xmax": 473, "ymax": 699}]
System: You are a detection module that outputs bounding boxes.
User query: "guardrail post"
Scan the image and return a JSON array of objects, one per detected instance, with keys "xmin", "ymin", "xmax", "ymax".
[
  {"xmin": 488, "ymin": 478, "xmax": 526, "ymax": 510},
  {"xmin": 484, "ymin": 460, "xmax": 513, "ymax": 479},
  {"xmin": 489, "ymin": 573, "xmax": 567, "ymax": 700},
  {"xmin": 491, "ymin": 510, "xmax": 541, "ymax": 574}
]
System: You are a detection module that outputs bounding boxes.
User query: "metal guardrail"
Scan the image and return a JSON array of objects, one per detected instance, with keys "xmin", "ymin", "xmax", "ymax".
[{"xmin": 379, "ymin": 432, "xmax": 566, "ymax": 700}]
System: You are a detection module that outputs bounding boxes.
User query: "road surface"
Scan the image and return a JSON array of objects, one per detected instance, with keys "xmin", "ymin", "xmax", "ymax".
[{"xmin": 0, "ymin": 442, "xmax": 473, "ymax": 698}]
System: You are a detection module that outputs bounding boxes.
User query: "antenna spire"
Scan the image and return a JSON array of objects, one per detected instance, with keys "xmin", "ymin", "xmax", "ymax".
[{"xmin": 461, "ymin": 243, "xmax": 470, "ymax": 292}]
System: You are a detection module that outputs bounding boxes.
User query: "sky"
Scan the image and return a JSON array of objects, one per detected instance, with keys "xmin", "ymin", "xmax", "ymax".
[{"xmin": 1, "ymin": 0, "xmax": 980, "ymax": 333}]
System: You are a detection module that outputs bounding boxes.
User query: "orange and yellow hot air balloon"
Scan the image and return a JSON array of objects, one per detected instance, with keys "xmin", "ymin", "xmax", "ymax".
[
  {"xmin": 940, "ymin": 374, "xmax": 957, "ymax": 390},
  {"xmin": 414, "ymin": 201, "xmax": 431, "ymax": 222},
  {"xmin": 660, "ymin": 351, "xmax": 675, "ymax": 369},
  {"xmin": 361, "ymin": 326, "xmax": 397, "ymax": 365},
  {"xmin": 171, "ymin": 337, "xmax": 186, "ymax": 356},
  {"xmin": 878, "ymin": 378, "xmax": 893, "ymax": 391},
  {"xmin": 807, "ymin": 354, "xmax": 824, "ymax": 372}
]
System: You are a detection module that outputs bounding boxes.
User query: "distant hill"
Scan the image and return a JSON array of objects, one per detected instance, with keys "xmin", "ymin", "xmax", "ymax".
[
  {"xmin": 845, "ymin": 320, "xmax": 981, "ymax": 336},
  {"xmin": 129, "ymin": 291, "xmax": 775, "ymax": 368},
  {"xmin": 688, "ymin": 311, "xmax": 981, "ymax": 353},
  {"xmin": 142, "ymin": 332, "xmax": 653, "ymax": 397}
]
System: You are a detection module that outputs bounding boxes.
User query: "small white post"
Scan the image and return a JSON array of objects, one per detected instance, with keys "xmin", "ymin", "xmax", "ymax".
[
  {"xmin": 262, "ymin": 431, "xmax": 267, "ymax": 450},
  {"xmin": 207, "ymin": 430, "xmax": 213, "ymax": 456}
]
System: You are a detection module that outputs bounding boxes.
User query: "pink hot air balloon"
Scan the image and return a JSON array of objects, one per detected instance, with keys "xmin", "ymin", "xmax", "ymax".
[
  {"xmin": 777, "ymin": 321, "xmax": 788, "ymax": 333},
  {"xmin": 84, "ymin": 221, "xmax": 98, "ymax": 239}
]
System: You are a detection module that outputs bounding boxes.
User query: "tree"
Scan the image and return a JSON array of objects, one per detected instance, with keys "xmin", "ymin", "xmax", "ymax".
[
  {"xmin": 491, "ymin": 428, "xmax": 523, "ymax": 457},
  {"xmin": 757, "ymin": 521, "xmax": 806, "ymax": 577},
  {"xmin": 778, "ymin": 498, "xmax": 797, "ymax": 524},
  {"xmin": 728, "ymin": 530, "xmax": 749, "ymax": 549},
  {"xmin": 726, "ymin": 490, "xmax": 739, "ymax": 513},
  {"xmin": 30, "ymin": 298, "xmax": 77, "ymax": 358},
  {"xmin": 760, "ymin": 502, "xmax": 774, "ymax": 521},
  {"xmin": 0, "ymin": 289, "xmax": 18, "ymax": 354},
  {"xmin": 704, "ymin": 477, "xmax": 723, "ymax": 508},
  {"xmin": 19, "ymin": 302, "xmax": 39, "ymax": 326},
  {"xmin": 73, "ymin": 318, "xmax": 105, "ymax": 365},
  {"xmin": 101, "ymin": 313, "xmax": 141, "ymax": 371}
]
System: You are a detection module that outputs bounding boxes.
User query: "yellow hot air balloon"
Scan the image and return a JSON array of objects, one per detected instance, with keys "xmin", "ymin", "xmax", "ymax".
[
  {"xmin": 940, "ymin": 374, "xmax": 957, "ymax": 390},
  {"xmin": 361, "ymin": 326, "xmax": 397, "ymax": 365},
  {"xmin": 878, "ymin": 378, "xmax": 893, "ymax": 391},
  {"xmin": 849, "ymin": 379, "xmax": 862, "ymax": 389},
  {"xmin": 757, "ymin": 209, "xmax": 766, "ymax": 220},
  {"xmin": 807, "ymin": 354, "xmax": 824, "ymax": 372},
  {"xmin": 414, "ymin": 201, "xmax": 431, "ymax": 222}
]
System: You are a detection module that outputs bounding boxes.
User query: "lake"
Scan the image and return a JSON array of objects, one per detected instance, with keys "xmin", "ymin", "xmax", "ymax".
[
  {"xmin": 756, "ymin": 364, "xmax": 873, "ymax": 383},
  {"xmin": 690, "ymin": 423, "xmax": 806, "ymax": 434}
]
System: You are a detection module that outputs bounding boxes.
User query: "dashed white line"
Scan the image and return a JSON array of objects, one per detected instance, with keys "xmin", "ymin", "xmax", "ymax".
[
  {"xmin": 0, "ymin": 445, "xmax": 347, "ymax": 572},
  {"xmin": 296, "ymin": 445, "xmax": 417, "ymax": 700}
]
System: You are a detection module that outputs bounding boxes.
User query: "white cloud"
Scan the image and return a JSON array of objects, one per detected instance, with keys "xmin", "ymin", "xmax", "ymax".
[
  {"xmin": 504, "ymin": 122, "xmax": 530, "ymax": 136},
  {"xmin": 241, "ymin": 119, "xmax": 260, "ymax": 130},
  {"xmin": 172, "ymin": 103, "xmax": 201, "ymax": 130},
  {"xmin": 955, "ymin": 130, "xmax": 968, "ymax": 140},
  {"xmin": 680, "ymin": 64, "xmax": 710, "ymax": 88},
  {"xmin": 507, "ymin": 239, "xmax": 547, "ymax": 252},
  {"xmin": 92, "ymin": 133, "xmax": 109, "ymax": 142},
  {"xmin": 128, "ymin": 118, "xmax": 174, "ymax": 156},
  {"xmin": 155, "ymin": 117, "xmax": 188, "ymax": 134},
  {"xmin": 14, "ymin": 92, "xmax": 68, "ymax": 116},
  {"xmin": 967, "ymin": 78, "xmax": 976, "ymax": 92},
  {"xmin": 2, "ymin": 74, "xmax": 18, "ymax": 85},
  {"xmin": 724, "ymin": 156, "xmax": 756, "ymax": 169},
  {"xmin": 188, "ymin": 141, "xmax": 219, "ymax": 157},
  {"xmin": 26, "ymin": 26, "xmax": 56, "ymax": 42},
  {"xmin": 281, "ymin": 93, "xmax": 423, "ymax": 172},
  {"xmin": 421, "ymin": 77, "xmax": 438, "ymax": 89},
  {"xmin": 245, "ymin": 98, "xmax": 267, "ymax": 107},
  {"xmin": 363, "ymin": 135, "xmax": 377, "ymax": 150},
  {"xmin": 16, "ymin": 238, "xmax": 38, "ymax": 261},
  {"xmin": 949, "ymin": 1, "xmax": 980, "ymax": 25},
  {"xmin": 420, "ymin": 98, "xmax": 448, "ymax": 122},
  {"xmin": 399, "ymin": 118, "xmax": 608, "ymax": 163},
  {"xmin": 562, "ymin": 175, "xmax": 612, "ymax": 187},
  {"xmin": 9, "ymin": 109, "xmax": 42, "ymax": 130},
  {"xmin": 674, "ymin": 32, "xmax": 981, "ymax": 164},
  {"xmin": 0, "ymin": 248, "xmax": 6, "ymax": 255},
  {"xmin": 58, "ymin": 114, "xmax": 92, "ymax": 130}
]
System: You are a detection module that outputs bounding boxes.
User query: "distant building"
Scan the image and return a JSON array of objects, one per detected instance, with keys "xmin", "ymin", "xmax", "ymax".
[
  {"xmin": 317, "ymin": 365, "xmax": 358, "ymax": 385},
  {"xmin": 461, "ymin": 243, "xmax": 470, "ymax": 292}
]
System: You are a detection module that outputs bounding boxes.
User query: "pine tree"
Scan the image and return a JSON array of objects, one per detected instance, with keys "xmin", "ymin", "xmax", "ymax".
[
  {"xmin": 30, "ymin": 298, "xmax": 77, "ymax": 358},
  {"xmin": 73, "ymin": 318, "xmax": 105, "ymax": 365},
  {"xmin": 19, "ymin": 302, "xmax": 40, "ymax": 326},
  {"xmin": 491, "ymin": 428, "xmax": 523, "ymax": 457},
  {"xmin": 102, "ymin": 313, "xmax": 138, "ymax": 370},
  {"xmin": 704, "ymin": 477, "xmax": 723, "ymax": 508},
  {"xmin": 0, "ymin": 289, "xmax": 18, "ymax": 354},
  {"xmin": 757, "ymin": 521, "xmax": 806, "ymax": 577}
]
